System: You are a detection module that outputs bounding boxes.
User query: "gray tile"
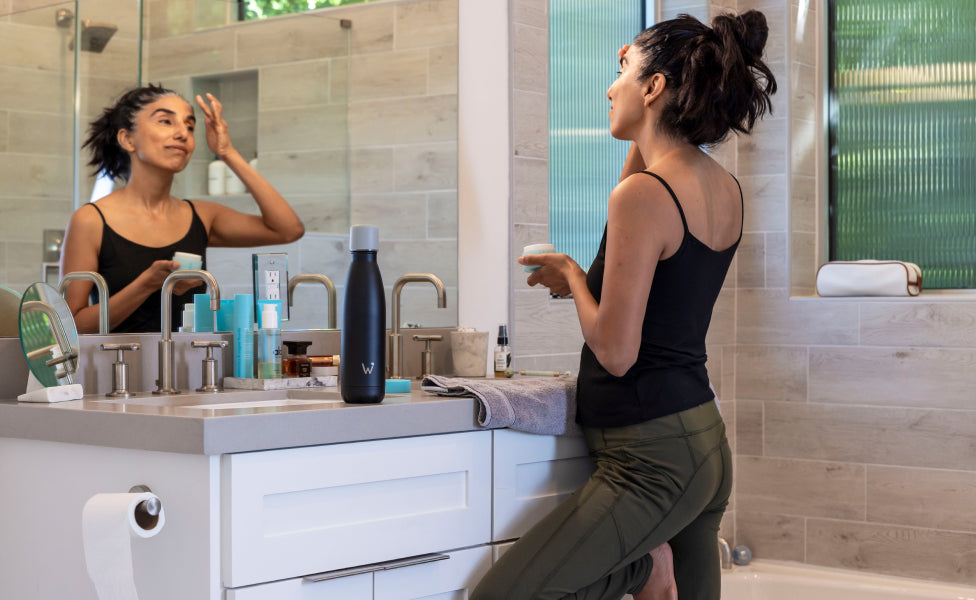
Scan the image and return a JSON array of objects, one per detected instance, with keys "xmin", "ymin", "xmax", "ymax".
[
  {"xmin": 737, "ymin": 456, "xmax": 865, "ymax": 519},
  {"xmin": 736, "ymin": 345, "xmax": 806, "ymax": 402},
  {"xmin": 861, "ymin": 302, "xmax": 976, "ymax": 348},
  {"xmin": 806, "ymin": 519, "xmax": 976, "ymax": 585},
  {"xmin": 736, "ymin": 510, "xmax": 805, "ymax": 562},
  {"xmin": 736, "ymin": 288, "xmax": 859, "ymax": 345},
  {"xmin": 765, "ymin": 402, "xmax": 976, "ymax": 470},
  {"xmin": 867, "ymin": 466, "xmax": 976, "ymax": 533},
  {"xmin": 395, "ymin": 0, "xmax": 457, "ymax": 50},
  {"xmin": 393, "ymin": 142, "xmax": 457, "ymax": 192},
  {"xmin": 514, "ymin": 22, "xmax": 547, "ymax": 94},
  {"xmin": 809, "ymin": 346, "xmax": 976, "ymax": 409},
  {"xmin": 736, "ymin": 400, "xmax": 763, "ymax": 456}
]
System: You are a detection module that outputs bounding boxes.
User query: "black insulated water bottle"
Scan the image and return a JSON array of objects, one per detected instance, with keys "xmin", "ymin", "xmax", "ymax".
[{"xmin": 341, "ymin": 225, "xmax": 386, "ymax": 404}]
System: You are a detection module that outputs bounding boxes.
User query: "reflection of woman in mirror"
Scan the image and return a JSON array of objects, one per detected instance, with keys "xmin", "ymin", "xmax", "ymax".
[{"xmin": 61, "ymin": 84, "xmax": 305, "ymax": 334}]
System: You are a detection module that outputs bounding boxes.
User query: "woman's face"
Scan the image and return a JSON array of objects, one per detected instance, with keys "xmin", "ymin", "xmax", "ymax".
[
  {"xmin": 123, "ymin": 94, "xmax": 196, "ymax": 174},
  {"xmin": 606, "ymin": 44, "xmax": 646, "ymax": 140}
]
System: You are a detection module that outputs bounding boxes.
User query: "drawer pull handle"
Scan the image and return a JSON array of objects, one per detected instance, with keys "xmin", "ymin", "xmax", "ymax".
[{"xmin": 303, "ymin": 553, "xmax": 450, "ymax": 583}]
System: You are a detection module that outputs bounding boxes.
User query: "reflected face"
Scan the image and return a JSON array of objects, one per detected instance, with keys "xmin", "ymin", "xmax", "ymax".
[
  {"xmin": 606, "ymin": 45, "xmax": 646, "ymax": 140},
  {"xmin": 123, "ymin": 95, "xmax": 196, "ymax": 173}
]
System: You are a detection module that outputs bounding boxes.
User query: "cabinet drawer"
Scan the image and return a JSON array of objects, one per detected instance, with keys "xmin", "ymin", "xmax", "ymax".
[
  {"xmin": 491, "ymin": 430, "xmax": 595, "ymax": 541},
  {"xmin": 226, "ymin": 572, "xmax": 372, "ymax": 600},
  {"xmin": 226, "ymin": 547, "xmax": 491, "ymax": 600},
  {"xmin": 222, "ymin": 431, "xmax": 491, "ymax": 587}
]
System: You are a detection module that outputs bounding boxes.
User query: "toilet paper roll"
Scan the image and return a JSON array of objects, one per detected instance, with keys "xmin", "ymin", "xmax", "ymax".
[{"xmin": 82, "ymin": 492, "xmax": 165, "ymax": 600}]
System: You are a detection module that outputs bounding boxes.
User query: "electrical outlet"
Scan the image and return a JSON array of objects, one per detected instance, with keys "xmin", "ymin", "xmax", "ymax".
[{"xmin": 252, "ymin": 253, "xmax": 289, "ymax": 320}]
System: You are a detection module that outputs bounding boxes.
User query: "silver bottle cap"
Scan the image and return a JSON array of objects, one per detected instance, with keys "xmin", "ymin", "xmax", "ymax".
[{"xmin": 349, "ymin": 225, "xmax": 379, "ymax": 251}]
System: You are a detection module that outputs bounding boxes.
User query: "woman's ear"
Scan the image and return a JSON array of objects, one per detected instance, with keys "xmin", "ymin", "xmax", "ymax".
[
  {"xmin": 117, "ymin": 129, "xmax": 134, "ymax": 152},
  {"xmin": 644, "ymin": 73, "xmax": 667, "ymax": 107}
]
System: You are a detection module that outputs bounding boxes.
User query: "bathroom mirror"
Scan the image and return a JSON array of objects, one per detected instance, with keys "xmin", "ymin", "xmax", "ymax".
[
  {"xmin": 19, "ymin": 282, "xmax": 80, "ymax": 387},
  {"xmin": 0, "ymin": 0, "xmax": 459, "ymax": 332},
  {"xmin": 0, "ymin": 286, "xmax": 23, "ymax": 337}
]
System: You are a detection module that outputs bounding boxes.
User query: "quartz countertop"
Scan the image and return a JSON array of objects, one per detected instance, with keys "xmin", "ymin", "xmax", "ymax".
[{"xmin": 0, "ymin": 384, "xmax": 480, "ymax": 455}]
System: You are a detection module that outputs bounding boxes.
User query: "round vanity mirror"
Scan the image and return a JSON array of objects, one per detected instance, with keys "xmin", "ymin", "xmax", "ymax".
[
  {"xmin": 19, "ymin": 282, "xmax": 80, "ymax": 387},
  {"xmin": 0, "ymin": 286, "xmax": 22, "ymax": 337}
]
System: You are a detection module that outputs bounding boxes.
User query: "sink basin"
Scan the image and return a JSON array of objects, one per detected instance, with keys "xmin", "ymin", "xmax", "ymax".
[{"xmin": 86, "ymin": 388, "xmax": 409, "ymax": 416}]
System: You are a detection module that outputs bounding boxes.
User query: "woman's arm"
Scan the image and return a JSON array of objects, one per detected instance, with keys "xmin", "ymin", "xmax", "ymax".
[
  {"xmin": 521, "ymin": 175, "xmax": 680, "ymax": 376},
  {"xmin": 620, "ymin": 142, "xmax": 647, "ymax": 182},
  {"xmin": 195, "ymin": 93, "xmax": 305, "ymax": 247}
]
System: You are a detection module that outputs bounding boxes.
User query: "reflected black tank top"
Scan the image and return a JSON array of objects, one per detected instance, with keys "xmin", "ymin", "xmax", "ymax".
[
  {"xmin": 576, "ymin": 171, "xmax": 742, "ymax": 428},
  {"xmin": 89, "ymin": 200, "xmax": 209, "ymax": 333}
]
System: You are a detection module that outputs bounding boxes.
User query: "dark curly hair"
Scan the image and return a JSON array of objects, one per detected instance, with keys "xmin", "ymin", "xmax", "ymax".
[
  {"xmin": 82, "ymin": 84, "xmax": 184, "ymax": 181},
  {"xmin": 633, "ymin": 10, "xmax": 777, "ymax": 147}
]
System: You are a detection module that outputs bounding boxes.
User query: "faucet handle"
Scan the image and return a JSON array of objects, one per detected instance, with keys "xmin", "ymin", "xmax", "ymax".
[
  {"xmin": 191, "ymin": 340, "xmax": 228, "ymax": 393},
  {"xmin": 412, "ymin": 335, "xmax": 443, "ymax": 379},
  {"xmin": 99, "ymin": 343, "xmax": 142, "ymax": 397}
]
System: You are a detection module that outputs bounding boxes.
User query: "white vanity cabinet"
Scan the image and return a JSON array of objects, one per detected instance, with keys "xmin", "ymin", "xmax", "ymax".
[
  {"xmin": 0, "ymin": 397, "xmax": 597, "ymax": 600},
  {"xmin": 222, "ymin": 431, "xmax": 492, "ymax": 588},
  {"xmin": 490, "ymin": 429, "xmax": 595, "ymax": 541}
]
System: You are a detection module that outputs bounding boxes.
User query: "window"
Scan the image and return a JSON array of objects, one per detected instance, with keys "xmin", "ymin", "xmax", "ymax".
[
  {"xmin": 549, "ymin": 1, "xmax": 653, "ymax": 270},
  {"xmin": 243, "ymin": 0, "xmax": 376, "ymax": 21},
  {"xmin": 829, "ymin": 0, "xmax": 976, "ymax": 289}
]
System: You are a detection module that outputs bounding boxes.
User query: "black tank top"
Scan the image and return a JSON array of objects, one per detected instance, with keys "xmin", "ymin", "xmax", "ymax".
[
  {"xmin": 576, "ymin": 171, "xmax": 742, "ymax": 428},
  {"xmin": 89, "ymin": 200, "xmax": 209, "ymax": 333}
]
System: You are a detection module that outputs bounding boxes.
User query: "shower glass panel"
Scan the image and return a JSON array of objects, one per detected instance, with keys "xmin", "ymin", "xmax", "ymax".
[{"xmin": 0, "ymin": 1, "xmax": 140, "ymax": 293}]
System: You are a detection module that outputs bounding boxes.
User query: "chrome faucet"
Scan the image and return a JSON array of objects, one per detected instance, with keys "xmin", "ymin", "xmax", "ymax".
[
  {"xmin": 389, "ymin": 274, "xmax": 446, "ymax": 379},
  {"xmin": 287, "ymin": 274, "xmax": 337, "ymax": 329},
  {"xmin": 154, "ymin": 270, "xmax": 220, "ymax": 395},
  {"xmin": 58, "ymin": 271, "xmax": 110, "ymax": 334},
  {"xmin": 718, "ymin": 536, "xmax": 732, "ymax": 570}
]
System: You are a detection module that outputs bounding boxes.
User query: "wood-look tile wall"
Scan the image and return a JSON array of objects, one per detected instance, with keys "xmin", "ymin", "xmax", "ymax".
[
  {"xmin": 510, "ymin": 0, "xmax": 976, "ymax": 585},
  {"xmin": 736, "ymin": 0, "xmax": 976, "ymax": 584}
]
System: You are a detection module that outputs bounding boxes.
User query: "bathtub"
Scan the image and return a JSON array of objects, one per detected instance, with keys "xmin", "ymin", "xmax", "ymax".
[{"xmin": 721, "ymin": 560, "xmax": 976, "ymax": 600}]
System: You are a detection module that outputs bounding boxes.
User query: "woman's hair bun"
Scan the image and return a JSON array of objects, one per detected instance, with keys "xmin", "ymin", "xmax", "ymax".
[{"xmin": 712, "ymin": 10, "xmax": 769, "ymax": 64}]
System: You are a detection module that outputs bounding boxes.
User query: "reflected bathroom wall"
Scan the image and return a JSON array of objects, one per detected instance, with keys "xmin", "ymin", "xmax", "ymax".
[{"xmin": 0, "ymin": 0, "xmax": 140, "ymax": 294}]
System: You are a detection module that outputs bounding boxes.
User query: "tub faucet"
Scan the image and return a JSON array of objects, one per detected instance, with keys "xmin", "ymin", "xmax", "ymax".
[
  {"xmin": 58, "ymin": 271, "xmax": 110, "ymax": 334},
  {"xmin": 154, "ymin": 270, "xmax": 220, "ymax": 395},
  {"xmin": 287, "ymin": 274, "xmax": 336, "ymax": 329},
  {"xmin": 389, "ymin": 274, "xmax": 446, "ymax": 379},
  {"xmin": 718, "ymin": 536, "xmax": 732, "ymax": 570}
]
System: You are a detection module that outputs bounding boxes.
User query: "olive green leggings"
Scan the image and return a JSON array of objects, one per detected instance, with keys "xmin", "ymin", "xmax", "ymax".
[{"xmin": 471, "ymin": 401, "xmax": 731, "ymax": 600}]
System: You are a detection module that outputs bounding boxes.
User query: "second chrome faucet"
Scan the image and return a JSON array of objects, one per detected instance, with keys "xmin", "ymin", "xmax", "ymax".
[{"xmin": 389, "ymin": 274, "xmax": 446, "ymax": 379}]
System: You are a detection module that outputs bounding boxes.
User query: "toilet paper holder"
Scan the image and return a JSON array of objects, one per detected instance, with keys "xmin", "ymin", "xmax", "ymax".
[{"xmin": 129, "ymin": 485, "xmax": 161, "ymax": 530}]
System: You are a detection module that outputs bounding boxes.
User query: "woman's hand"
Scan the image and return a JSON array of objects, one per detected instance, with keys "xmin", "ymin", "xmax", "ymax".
[
  {"xmin": 618, "ymin": 44, "xmax": 631, "ymax": 61},
  {"xmin": 137, "ymin": 260, "xmax": 202, "ymax": 295},
  {"xmin": 195, "ymin": 93, "xmax": 235, "ymax": 160},
  {"xmin": 518, "ymin": 253, "xmax": 585, "ymax": 298}
]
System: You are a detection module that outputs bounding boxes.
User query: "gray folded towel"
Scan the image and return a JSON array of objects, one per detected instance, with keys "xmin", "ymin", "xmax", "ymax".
[{"xmin": 421, "ymin": 374, "xmax": 581, "ymax": 436}]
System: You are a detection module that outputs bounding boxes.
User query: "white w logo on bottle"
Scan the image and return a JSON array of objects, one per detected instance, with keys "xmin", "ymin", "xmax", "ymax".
[{"xmin": 361, "ymin": 361, "xmax": 375, "ymax": 374}]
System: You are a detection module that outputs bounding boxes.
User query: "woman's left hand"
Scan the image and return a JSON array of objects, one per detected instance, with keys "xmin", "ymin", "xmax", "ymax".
[
  {"xmin": 195, "ymin": 93, "xmax": 235, "ymax": 159},
  {"xmin": 519, "ymin": 253, "xmax": 584, "ymax": 297}
]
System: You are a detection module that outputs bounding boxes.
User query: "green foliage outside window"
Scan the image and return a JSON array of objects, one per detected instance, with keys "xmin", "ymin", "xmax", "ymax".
[{"xmin": 244, "ymin": 0, "xmax": 375, "ymax": 21}]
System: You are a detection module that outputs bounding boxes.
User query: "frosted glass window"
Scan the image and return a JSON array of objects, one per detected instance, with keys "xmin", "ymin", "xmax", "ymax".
[
  {"xmin": 829, "ymin": 0, "xmax": 976, "ymax": 288},
  {"xmin": 550, "ymin": 1, "xmax": 652, "ymax": 270}
]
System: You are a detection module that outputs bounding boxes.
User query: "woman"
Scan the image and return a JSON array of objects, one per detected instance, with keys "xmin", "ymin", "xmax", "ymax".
[
  {"xmin": 61, "ymin": 84, "xmax": 305, "ymax": 333},
  {"xmin": 473, "ymin": 11, "xmax": 775, "ymax": 600}
]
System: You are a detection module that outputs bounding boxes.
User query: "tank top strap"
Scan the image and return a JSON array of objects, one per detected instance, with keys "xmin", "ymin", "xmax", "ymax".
[
  {"xmin": 730, "ymin": 173, "xmax": 744, "ymax": 242},
  {"xmin": 640, "ymin": 171, "xmax": 689, "ymax": 234},
  {"xmin": 87, "ymin": 201, "xmax": 107, "ymax": 225}
]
